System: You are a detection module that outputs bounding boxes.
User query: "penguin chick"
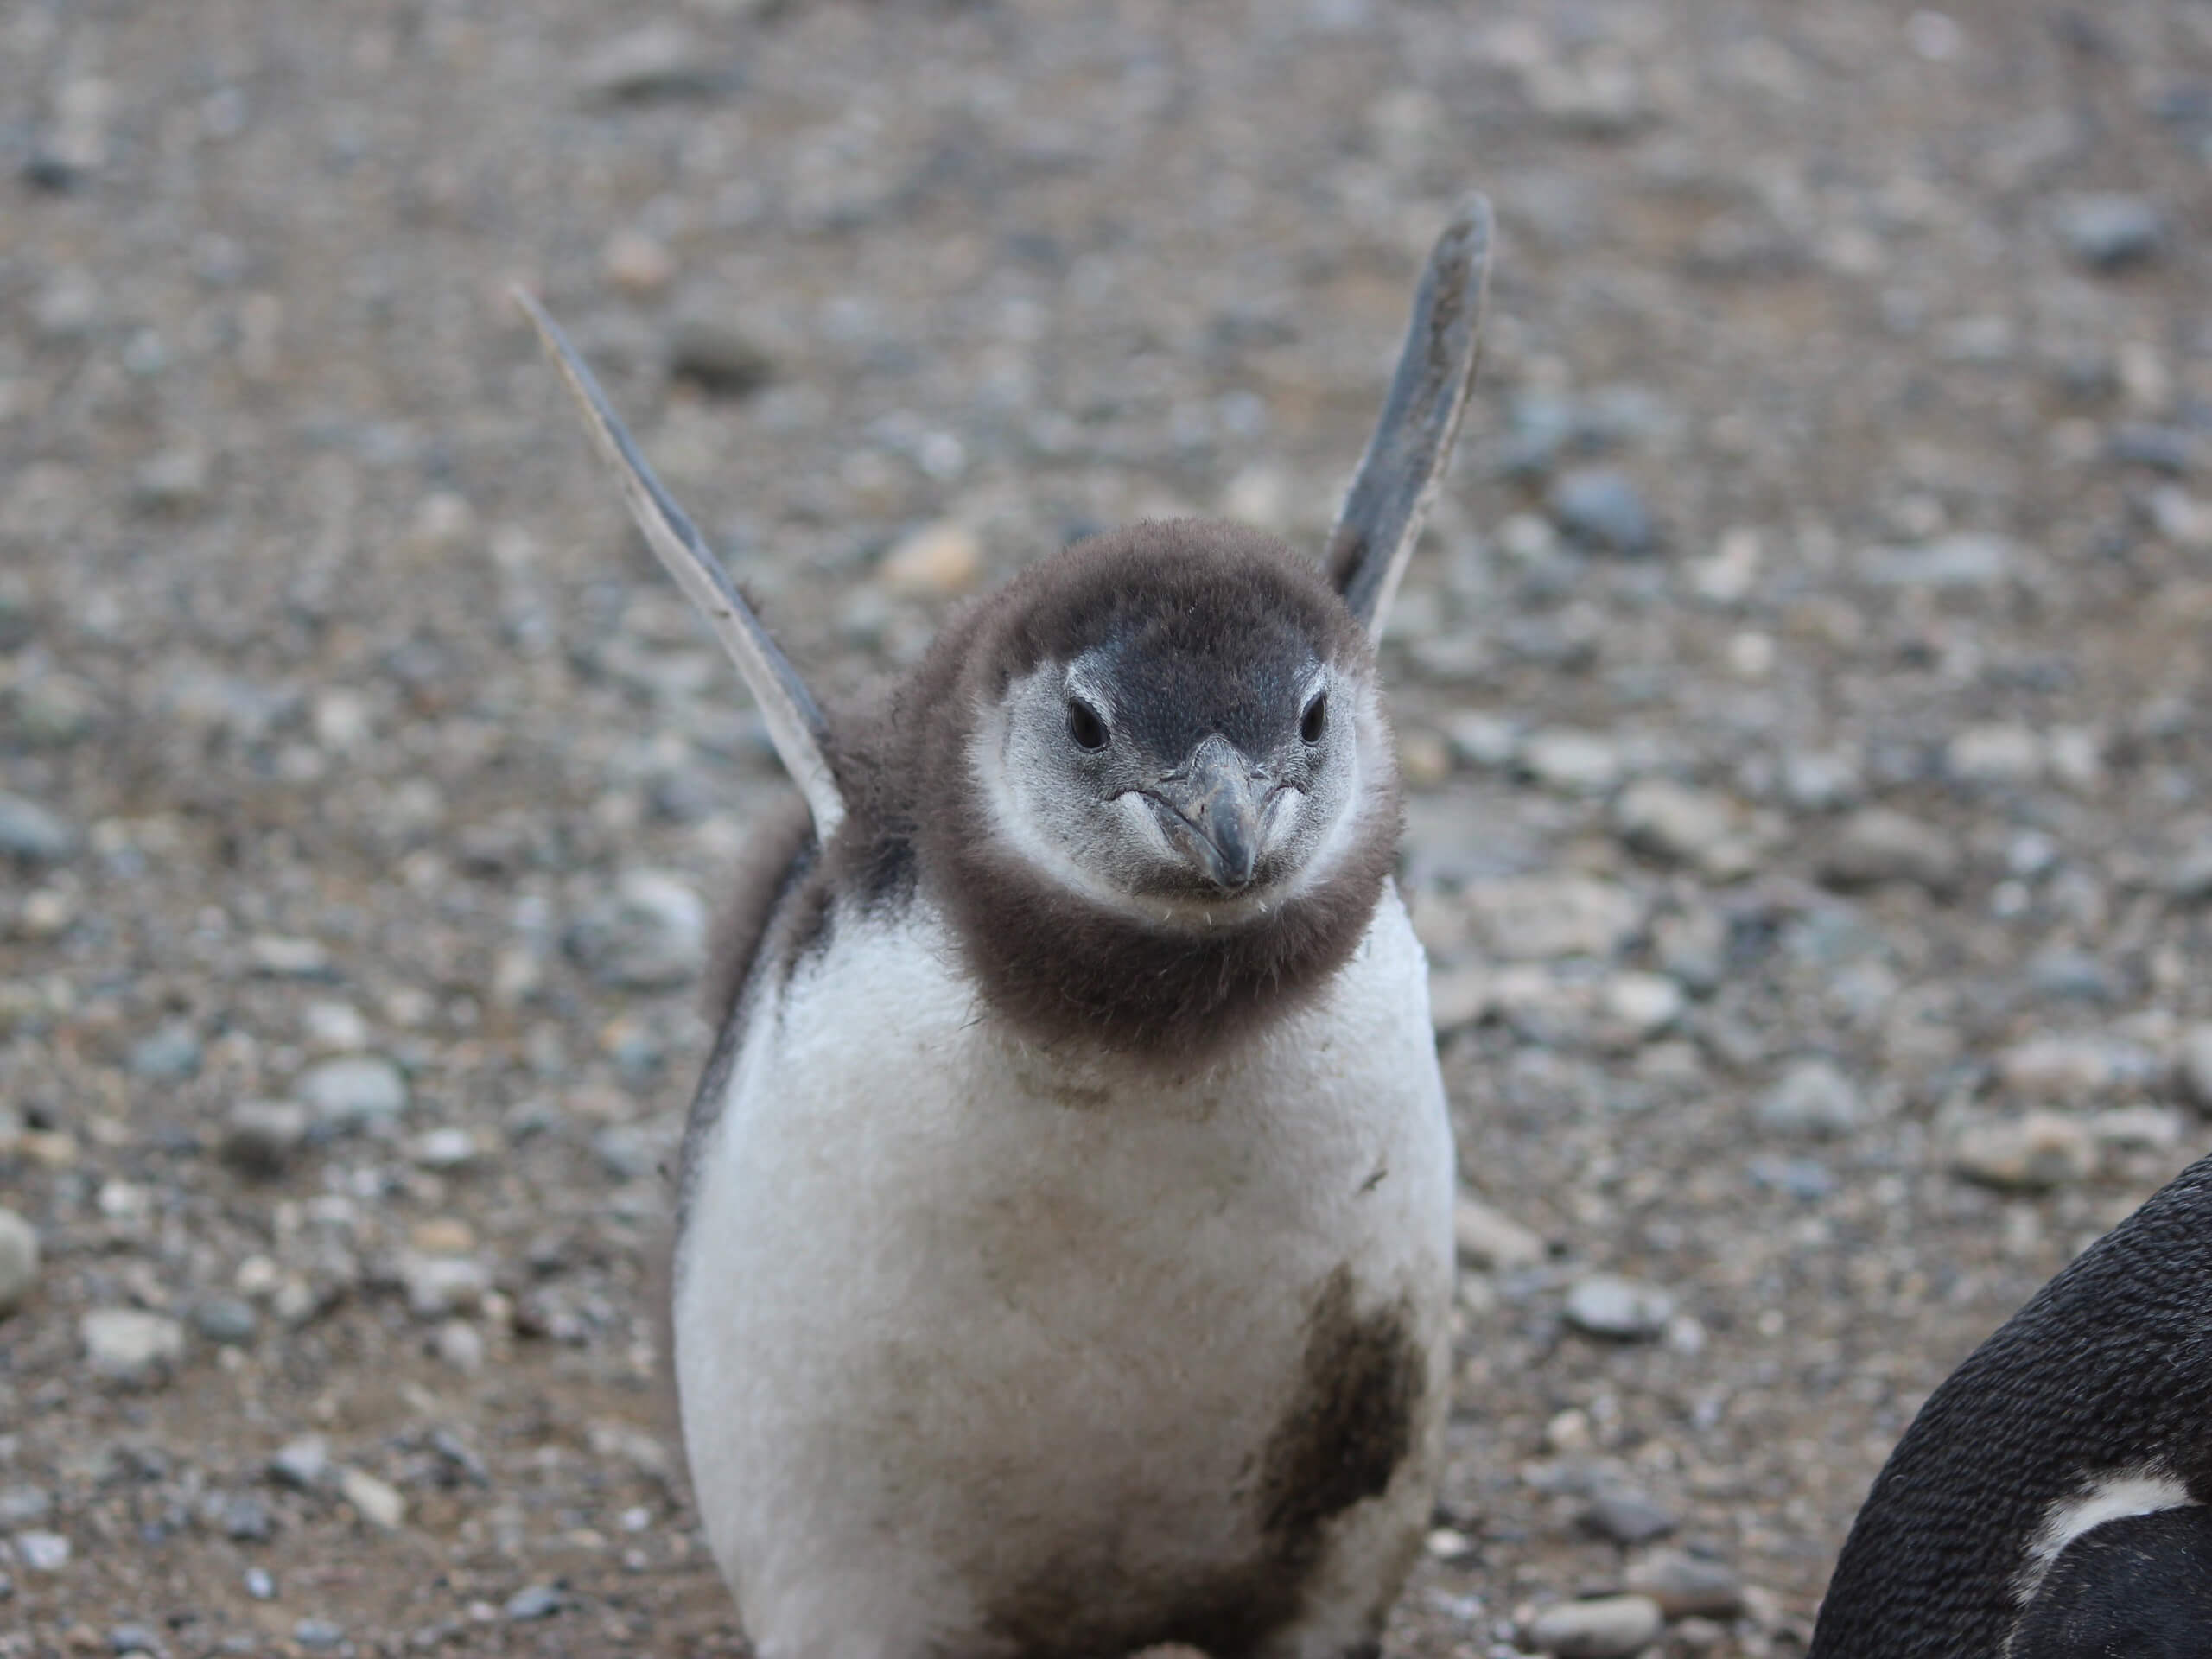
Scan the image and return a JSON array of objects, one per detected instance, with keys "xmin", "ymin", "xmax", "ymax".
[
  {"xmin": 1808, "ymin": 1150, "xmax": 2212, "ymax": 1659},
  {"xmin": 516, "ymin": 194, "xmax": 1494, "ymax": 1659}
]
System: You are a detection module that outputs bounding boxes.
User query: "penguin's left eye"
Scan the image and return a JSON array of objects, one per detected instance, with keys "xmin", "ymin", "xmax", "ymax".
[
  {"xmin": 1066, "ymin": 698, "xmax": 1110, "ymax": 753},
  {"xmin": 1300, "ymin": 690, "xmax": 1328, "ymax": 745}
]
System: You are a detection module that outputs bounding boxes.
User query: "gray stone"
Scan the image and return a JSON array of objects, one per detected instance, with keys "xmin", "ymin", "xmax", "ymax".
[
  {"xmin": 435, "ymin": 1319, "xmax": 486, "ymax": 1374},
  {"xmin": 219, "ymin": 1492, "xmax": 275, "ymax": 1541},
  {"xmin": 297, "ymin": 1055, "xmax": 409, "ymax": 1133},
  {"xmin": 1859, "ymin": 533, "xmax": 2015, "ymax": 589},
  {"xmin": 1583, "ymin": 1487, "xmax": 1677, "ymax": 1545},
  {"xmin": 192, "ymin": 1295, "xmax": 258, "ymax": 1346},
  {"xmin": 1821, "ymin": 808, "xmax": 1961, "ymax": 892},
  {"xmin": 505, "ymin": 1584, "xmax": 569, "ymax": 1620},
  {"xmin": 126, "ymin": 1020, "xmax": 202, "ymax": 1082},
  {"xmin": 221, "ymin": 1101, "xmax": 309, "ymax": 1177},
  {"xmin": 1549, "ymin": 467, "xmax": 1655, "ymax": 555},
  {"xmin": 81, "ymin": 1309, "xmax": 187, "ymax": 1385},
  {"xmin": 1782, "ymin": 749, "xmax": 1864, "ymax": 811},
  {"xmin": 2181, "ymin": 1024, "xmax": 2212, "ymax": 1111},
  {"xmin": 0, "ymin": 793, "xmax": 79, "ymax": 861},
  {"xmin": 1465, "ymin": 875, "xmax": 1643, "ymax": 963},
  {"xmin": 0, "ymin": 1208, "xmax": 39, "ymax": 1316},
  {"xmin": 1613, "ymin": 779, "xmax": 1764, "ymax": 880},
  {"xmin": 666, "ymin": 315, "xmax": 776, "ymax": 397},
  {"xmin": 0, "ymin": 1484, "xmax": 52, "ymax": 1528},
  {"xmin": 1945, "ymin": 724, "xmax": 2043, "ymax": 786},
  {"xmin": 244, "ymin": 1567, "xmax": 276, "ymax": 1600},
  {"xmin": 15, "ymin": 1531, "xmax": 69, "ymax": 1573},
  {"xmin": 1758, "ymin": 1058, "xmax": 1864, "ymax": 1139},
  {"xmin": 110, "ymin": 1623, "xmax": 159, "ymax": 1655},
  {"xmin": 1998, "ymin": 1035, "xmax": 2163, "ymax": 1101},
  {"xmin": 130, "ymin": 448, "xmax": 211, "ymax": 512},
  {"xmin": 2055, "ymin": 193, "xmax": 2164, "ymax": 268},
  {"xmin": 578, "ymin": 22, "xmax": 733, "ymax": 103},
  {"xmin": 1565, "ymin": 1274, "xmax": 1674, "ymax": 1339},
  {"xmin": 293, "ymin": 1618, "xmax": 345, "ymax": 1651},
  {"xmin": 567, "ymin": 869, "xmax": 708, "ymax": 988},
  {"xmin": 269, "ymin": 1434, "xmax": 332, "ymax": 1491},
  {"xmin": 592, "ymin": 1123, "xmax": 660, "ymax": 1181},
  {"xmin": 1624, "ymin": 1551, "xmax": 1746, "ymax": 1618},
  {"xmin": 1952, "ymin": 1111, "xmax": 2095, "ymax": 1192},
  {"xmin": 2025, "ymin": 950, "xmax": 2113, "ymax": 1003},
  {"xmin": 400, "ymin": 1253, "xmax": 491, "ymax": 1319},
  {"xmin": 1521, "ymin": 729, "xmax": 1624, "ymax": 796},
  {"xmin": 1525, "ymin": 1593, "xmax": 1664, "ymax": 1657}
]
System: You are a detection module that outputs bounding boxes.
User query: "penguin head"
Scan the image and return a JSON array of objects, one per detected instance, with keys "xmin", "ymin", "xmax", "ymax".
[{"xmin": 944, "ymin": 519, "xmax": 1398, "ymax": 929}]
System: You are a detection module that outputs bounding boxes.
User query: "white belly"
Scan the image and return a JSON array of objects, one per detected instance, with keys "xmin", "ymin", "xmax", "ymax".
[{"xmin": 673, "ymin": 890, "xmax": 1456, "ymax": 1659}]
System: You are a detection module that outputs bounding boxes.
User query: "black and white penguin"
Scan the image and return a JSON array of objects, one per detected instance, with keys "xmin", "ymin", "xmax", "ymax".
[
  {"xmin": 1809, "ymin": 1149, "xmax": 2212, "ymax": 1658},
  {"xmin": 517, "ymin": 195, "xmax": 1494, "ymax": 1659}
]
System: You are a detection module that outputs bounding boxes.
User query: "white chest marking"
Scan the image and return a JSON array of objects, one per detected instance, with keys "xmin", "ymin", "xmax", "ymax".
[{"xmin": 2013, "ymin": 1467, "xmax": 2199, "ymax": 1606}]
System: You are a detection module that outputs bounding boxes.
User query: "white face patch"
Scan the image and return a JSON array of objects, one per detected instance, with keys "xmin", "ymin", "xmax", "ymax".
[
  {"xmin": 969, "ymin": 661, "xmax": 1382, "ymax": 931},
  {"xmin": 2012, "ymin": 1467, "xmax": 2198, "ymax": 1608}
]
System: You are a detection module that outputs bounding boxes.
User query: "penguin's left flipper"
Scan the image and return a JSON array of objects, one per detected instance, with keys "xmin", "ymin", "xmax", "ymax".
[
  {"xmin": 1324, "ymin": 191, "xmax": 1494, "ymax": 638},
  {"xmin": 2013, "ymin": 1504, "xmax": 2212, "ymax": 1659},
  {"xmin": 512, "ymin": 288, "xmax": 848, "ymax": 841}
]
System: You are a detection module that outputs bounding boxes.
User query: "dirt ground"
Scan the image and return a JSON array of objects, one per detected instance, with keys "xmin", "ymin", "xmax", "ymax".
[{"xmin": 4, "ymin": 0, "xmax": 2212, "ymax": 1654}]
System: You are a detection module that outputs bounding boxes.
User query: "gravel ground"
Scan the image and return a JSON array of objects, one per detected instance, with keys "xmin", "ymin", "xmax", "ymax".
[{"xmin": 4, "ymin": 1, "xmax": 2212, "ymax": 1655}]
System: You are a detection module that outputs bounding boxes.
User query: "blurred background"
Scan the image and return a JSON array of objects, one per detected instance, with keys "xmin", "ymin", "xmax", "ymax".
[{"xmin": 3, "ymin": 0, "xmax": 2211, "ymax": 1653}]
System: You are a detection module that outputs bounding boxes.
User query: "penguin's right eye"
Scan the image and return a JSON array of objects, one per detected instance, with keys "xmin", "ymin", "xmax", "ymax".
[{"xmin": 1065, "ymin": 698, "xmax": 1109, "ymax": 753}]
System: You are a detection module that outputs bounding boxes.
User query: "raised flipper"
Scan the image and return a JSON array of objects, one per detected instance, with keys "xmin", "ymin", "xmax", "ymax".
[
  {"xmin": 1324, "ymin": 192, "xmax": 1495, "ymax": 638},
  {"xmin": 513, "ymin": 289, "xmax": 847, "ymax": 840}
]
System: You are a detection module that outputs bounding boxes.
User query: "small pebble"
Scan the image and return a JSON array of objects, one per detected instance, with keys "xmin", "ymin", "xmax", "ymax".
[
  {"xmin": 402, "ymin": 1253, "xmax": 491, "ymax": 1319},
  {"xmin": 81, "ymin": 1309, "xmax": 186, "ymax": 1385},
  {"xmin": 0, "ymin": 1208, "xmax": 40, "ymax": 1316},
  {"xmin": 340, "ymin": 1465, "xmax": 407, "ymax": 1531},
  {"xmin": 2180, "ymin": 1024, "xmax": 2212, "ymax": 1111},
  {"xmin": 1997, "ymin": 1035, "xmax": 2161, "ymax": 1101},
  {"xmin": 665, "ymin": 315, "xmax": 775, "ymax": 397},
  {"xmin": 435, "ymin": 1319, "xmax": 486, "ymax": 1374},
  {"xmin": 2054, "ymin": 193, "xmax": 2164, "ymax": 268},
  {"xmin": 270, "ymin": 1435, "xmax": 331, "ymax": 1491},
  {"xmin": 1821, "ymin": 807, "xmax": 1961, "ymax": 893},
  {"xmin": 220, "ymin": 1493, "xmax": 275, "ymax": 1541},
  {"xmin": 16, "ymin": 1530, "xmax": 70, "ymax": 1573},
  {"xmin": 577, "ymin": 22, "xmax": 728, "ymax": 102},
  {"xmin": 244, "ymin": 1567, "xmax": 276, "ymax": 1600},
  {"xmin": 1624, "ymin": 1550, "xmax": 1746, "ymax": 1618},
  {"xmin": 1548, "ymin": 468, "xmax": 1655, "ymax": 556},
  {"xmin": 0, "ymin": 1485, "xmax": 52, "ymax": 1527},
  {"xmin": 1859, "ymin": 533, "xmax": 2015, "ymax": 589},
  {"xmin": 248, "ymin": 934, "xmax": 333, "ymax": 978},
  {"xmin": 1564, "ymin": 1275, "xmax": 1674, "ymax": 1339},
  {"xmin": 192, "ymin": 1295, "xmax": 258, "ymax": 1346},
  {"xmin": 410, "ymin": 1127, "xmax": 481, "ymax": 1170},
  {"xmin": 1757, "ymin": 1058, "xmax": 1864, "ymax": 1140},
  {"xmin": 603, "ymin": 228, "xmax": 674, "ymax": 296},
  {"xmin": 126, "ymin": 1020, "xmax": 202, "ymax": 1082},
  {"xmin": 131, "ymin": 448, "xmax": 211, "ymax": 512},
  {"xmin": 880, "ymin": 521, "xmax": 983, "ymax": 596},
  {"xmin": 1525, "ymin": 1593, "xmax": 1664, "ymax": 1657},
  {"xmin": 1583, "ymin": 1487, "xmax": 1677, "ymax": 1546},
  {"xmin": 293, "ymin": 1618, "xmax": 345, "ymax": 1651},
  {"xmin": 1951, "ymin": 1111, "xmax": 2096, "ymax": 1192},
  {"xmin": 1454, "ymin": 1197, "xmax": 1546, "ymax": 1270},
  {"xmin": 504, "ymin": 1584, "xmax": 568, "ymax": 1621},
  {"xmin": 567, "ymin": 869, "xmax": 708, "ymax": 989},
  {"xmin": 1522, "ymin": 729, "xmax": 1624, "ymax": 796},
  {"xmin": 1465, "ymin": 875, "xmax": 1643, "ymax": 963},
  {"xmin": 296, "ymin": 1055, "xmax": 409, "ymax": 1133},
  {"xmin": 1612, "ymin": 779, "xmax": 1764, "ymax": 880},
  {"xmin": 220, "ymin": 1101, "xmax": 308, "ymax": 1177},
  {"xmin": 0, "ymin": 793, "xmax": 79, "ymax": 861},
  {"xmin": 109, "ymin": 1624, "xmax": 159, "ymax": 1655}
]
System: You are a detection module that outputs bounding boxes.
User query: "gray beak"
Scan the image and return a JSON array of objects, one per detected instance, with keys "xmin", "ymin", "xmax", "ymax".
[{"xmin": 1147, "ymin": 734, "xmax": 1265, "ymax": 892}]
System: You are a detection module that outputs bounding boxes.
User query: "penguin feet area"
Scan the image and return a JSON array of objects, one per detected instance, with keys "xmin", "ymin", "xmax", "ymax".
[{"xmin": 6, "ymin": 3, "xmax": 2212, "ymax": 1659}]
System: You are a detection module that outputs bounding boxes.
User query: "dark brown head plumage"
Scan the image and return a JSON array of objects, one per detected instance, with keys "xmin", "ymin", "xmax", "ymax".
[{"xmin": 881, "ymin": 519, "xmax": 1404, "ymax": 1065}]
